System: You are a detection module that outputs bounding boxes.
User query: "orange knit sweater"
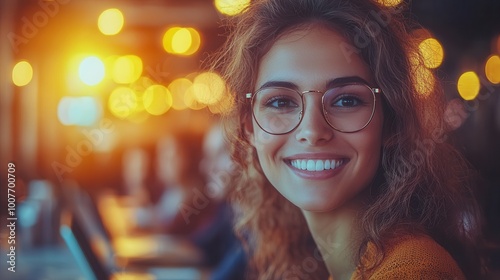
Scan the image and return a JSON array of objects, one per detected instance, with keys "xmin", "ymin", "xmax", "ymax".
[{"xmin": 329, "ymin": 235, "xmax": 466, "ymax": 280}]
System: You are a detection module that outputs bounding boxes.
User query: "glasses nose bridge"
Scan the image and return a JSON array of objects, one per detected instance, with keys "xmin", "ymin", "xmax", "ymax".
[{"xmin": 299, "ymin": 89, "xmax": 327, "ymax": 117}]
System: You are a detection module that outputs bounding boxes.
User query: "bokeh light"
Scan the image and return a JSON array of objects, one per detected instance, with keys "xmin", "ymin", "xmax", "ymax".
[
  {"xmin": 162, "ymin": 27, "xmax": 201, "ymax": 56},
  {"xmin": 58, "ymin": 96, "xmax": 101, "ymax": 126},
  {"xmin": 418, "ymin": 38, "xmax": 444, "ymax": 69},
  {"xmin": 192, "ymin": 72, "xmax": 225, "ymax": 105},
  {"xmin": 214, "ymin": 0, "xmax": 251, "ymax": 16},
  {"xmin": 112, "ymin": 55, "xmax": 143, "ymax": 84},
  {"xmin": 12, "ymin": 61, "xmax": 33, "ymax": 87},
  {"xmin": 414, "ymin": 66, "xmax": 435, "ymax": 97},
  {"xmin": 79, "ymin": 56, "xmax": 105, "ymax": 86},
  {"xmin": 485, "ymin": 55, "xmax": 500, "ymax": 84},
  {"xmin": 184, "ymin": 85, "xmax": 206, "ymax": 110},
  {"xmin": 98, "ymin": 8, "xmax": 124, "ymax": 35},
  {"xmin": 410, "ymin": 53, "xmax": 435, "ymax": 96},
  {"xmin": 108, "ymin": 87, "xmax": 139, "ymax": 119},
  {"xmin": 375, "ymin": 0, "xmax": 403, "ymax": 7},
  {"xmin": 143, "ymin": 85, "xmax": 173, "ymax": 115},
  {"xmin": 457, "ymin": 71, "xmax": 480, "ymax": 101},
  {"xmin": 208, "ymin": 91, "xmax": 235, "ymax": 115},
  {"xmin": 168, "ymin": 78, "xmax": 192, "ymax": 110}
]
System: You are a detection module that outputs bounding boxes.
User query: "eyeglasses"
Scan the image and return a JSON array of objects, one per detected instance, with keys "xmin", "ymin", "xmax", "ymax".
[{"xmin": 246, "ymin": 83, "xmax": 381, "ymax": 135}]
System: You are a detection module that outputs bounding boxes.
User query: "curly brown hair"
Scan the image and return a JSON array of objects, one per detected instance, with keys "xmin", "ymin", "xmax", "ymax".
[{"xmin": 211, "ymin": 0, "xmax": 485, "ymax": 279}]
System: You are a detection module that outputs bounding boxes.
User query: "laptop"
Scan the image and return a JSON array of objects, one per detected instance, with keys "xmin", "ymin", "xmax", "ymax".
[
  {"xmin": 60, "ymin": 211, "xmax": 206, "ymax": 280},
  {"xmin": 62, "ymin": 180, "xmax": 205, "ymax": 264},
  {"xmin": 59, "ymin": 180, "xmax": 209, "ymax": 279}
]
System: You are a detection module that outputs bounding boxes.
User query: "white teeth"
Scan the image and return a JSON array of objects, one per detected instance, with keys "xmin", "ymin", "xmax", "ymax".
[
  {"xmin": 300, "ymin": 160, "xmax": 307, "ymax": 170},
  {"xmin": 315, "ymin": 160, "xmax": 324, "ymax": 171},
  {"xmin": 306, "ymin": 160, "xmax": 315, "ymax": 171},
  {"xmin": 290, "ymin": 159, "xmax": 344, "ymax": 171}
]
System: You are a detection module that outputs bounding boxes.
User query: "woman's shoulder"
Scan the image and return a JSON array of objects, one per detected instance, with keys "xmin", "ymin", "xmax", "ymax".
[{"xmin": 352, "ymin": 234, "xmax": 466, "ymax": 280}]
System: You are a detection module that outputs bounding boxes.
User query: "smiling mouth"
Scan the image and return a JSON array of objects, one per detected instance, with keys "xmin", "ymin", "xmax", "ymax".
[{"xmin": 289, "ymin": 159, "xmax": 345, "ymax": 172}]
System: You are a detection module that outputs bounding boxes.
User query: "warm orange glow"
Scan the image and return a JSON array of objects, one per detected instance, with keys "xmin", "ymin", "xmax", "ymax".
[
  {"xmin": 214, "ymin": 0, "xmax": 251, "ymax": 16},
  {"xmin": 143, "ymin": 85, "xmax": 173, "ymax": 115},
  {"xmin": 98, "ymin": 8, "xmax": 124, "ymax": 35},
  {"xmin": 418, "ymin": 38, "xmax": 444, "ymax": 69},
  {"xmin": 485, "ymin": 55, "xmax": 500, "ymax": 84},
  {"xmin": 12, "ymin": 61, "xmax": 33, "ymax": 87},
  {"xmin": 457, "ymin": 71, "xmax": 480, "ymax": 101}
]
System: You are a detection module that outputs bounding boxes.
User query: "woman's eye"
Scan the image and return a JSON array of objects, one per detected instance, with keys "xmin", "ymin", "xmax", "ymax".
[
  {"xmin": 266, "ymin": 98, "xmax": 298, "ymax": 108},
  {"xmin": 332, "ymin": 96, "xmax": 361, "ymax": 107}
]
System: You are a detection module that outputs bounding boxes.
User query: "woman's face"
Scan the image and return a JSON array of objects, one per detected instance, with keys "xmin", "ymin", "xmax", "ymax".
[{"xmin": 248, "ymin": 25, "xmax": 384, "ymax": 212}]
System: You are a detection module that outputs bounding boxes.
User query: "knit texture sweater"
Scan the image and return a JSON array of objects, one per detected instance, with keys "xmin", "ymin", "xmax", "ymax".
[{"xmin": 330, "ymin": 235, "xmax": 465, "ymax": 280}]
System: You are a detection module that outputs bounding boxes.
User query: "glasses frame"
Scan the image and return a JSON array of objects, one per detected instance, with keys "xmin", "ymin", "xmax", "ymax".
[{"xmin": 246, "ymin": 83, "xmax": 381, "ymax": 135}]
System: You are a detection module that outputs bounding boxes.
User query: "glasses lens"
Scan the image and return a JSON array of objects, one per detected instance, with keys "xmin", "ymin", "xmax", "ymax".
[
  {"xmin": 252, "ymin": 87, "xmax": 302, "ymax": 134},
  {"xmin": 323, "ymin": 84, "xmax": 376, "ymax": 132}
]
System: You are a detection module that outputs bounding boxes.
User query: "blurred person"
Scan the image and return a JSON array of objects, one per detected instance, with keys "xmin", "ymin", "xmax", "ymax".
[
  {"xmin": 199, "ymin": 121, "xmax": 248, "ymax": 279},
  {"xmin": 122, "ymin": 147, "xmax": 151, "ymax": 205},
  {"xmin": 212, "ymin": 0, "xmax": 486, "ymax": 279},
  {"xmin": 135, "ymin": 128, "xmax": 217, "ymax": 237}
]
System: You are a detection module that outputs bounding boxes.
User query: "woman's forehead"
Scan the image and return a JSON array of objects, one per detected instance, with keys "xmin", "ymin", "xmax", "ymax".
[{"xmin": 256, "ymin": 25, "xmax": 374, "ymax": 89}]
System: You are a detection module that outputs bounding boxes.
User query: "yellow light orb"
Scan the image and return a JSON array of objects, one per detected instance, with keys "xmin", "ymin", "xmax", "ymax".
[
  {"xmin": 184, "ymin": 85, "xmax": 206, "ymax": 110},
  {"xmin": 193, "ymin": 72, "xmax": 225, "ymax": 105},
  {"xmin": 185, "ymin": 28, "xmax": 201, "ymax": 55},
  {"xmin": 162, "ymin": 27, "xmax": 201, "ymax": 55},
  {"xmin": 457, "ymin": 71, "xmax": 480, "ymax": 101},
  {"xmin": 108, "ymin": 87, "xmax": 138, "ymax": 119},
  {"xmin": 168, "ymin": 78, "xmax": 192, "ymax": 110},
  {"xmin": 172, "ymin": 28, "xmax": 192, "ymax": 54},
  {"xmin": 418, "ymin": 38, "xmax": 444, "ymax": 69},
  {"xmin": 98, "ymin": 8, "xmax": 124, "ymax": 35},
  {"xmin": 214, "ymin": 0, "xmax": 251, "ymax": 16},
  {"xmin": 143, "ymin": 85, "xmax": 173, "ymax": 115},
  {"xmin": 375, "ymin": 0, "xmax": 403, "ymax": 7},
  {"xmin": 12, "ymin": 61, "xmax": 33, "ymax": 87},
  {"xmin": 79, "ymin": 56, "xmax": 105, "ymax": 86},
  {"xmin": 112, "ymin": 55, "xmax": 143, "ymax": 84},
  {"xmin": 409, "ymin": 52, "xmax": 435, "ymax": 97},
  {"xmin": 485, "ymin": 55, "xmax": 500, "ymax": 84},
  {"xmin": 414, "ymin": 66, "xmax": 435, "ymax": 97}
]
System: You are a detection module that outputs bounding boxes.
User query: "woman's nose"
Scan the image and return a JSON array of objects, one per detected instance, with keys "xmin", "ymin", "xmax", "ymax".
[{"xmin": 294, "ymin": 95, "xmax": 334, "ymax": 145}]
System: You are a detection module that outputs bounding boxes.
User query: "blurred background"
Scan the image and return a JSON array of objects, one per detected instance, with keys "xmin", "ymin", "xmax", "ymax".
[{"xmin": 0, "ymin": 0, "xmax": 499, "ymax": 279}]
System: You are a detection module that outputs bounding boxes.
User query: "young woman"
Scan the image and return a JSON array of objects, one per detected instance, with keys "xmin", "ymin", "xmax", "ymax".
[{"xmin": 212, "ymin": 0, "xmax": 485, "ymax": 279}]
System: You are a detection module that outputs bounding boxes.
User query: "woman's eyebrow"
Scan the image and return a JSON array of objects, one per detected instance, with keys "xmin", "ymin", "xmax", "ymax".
[
  {"xmin": 257, "ymin": 76, "xmax": 370, "ymax": 92},
  {"xmin": 257, "ymin": 80, "xmax": 298, "ymax": 91},
  {"xmin": 325, "ymin": 76, "xmax": 370, "ymax": 88}
]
